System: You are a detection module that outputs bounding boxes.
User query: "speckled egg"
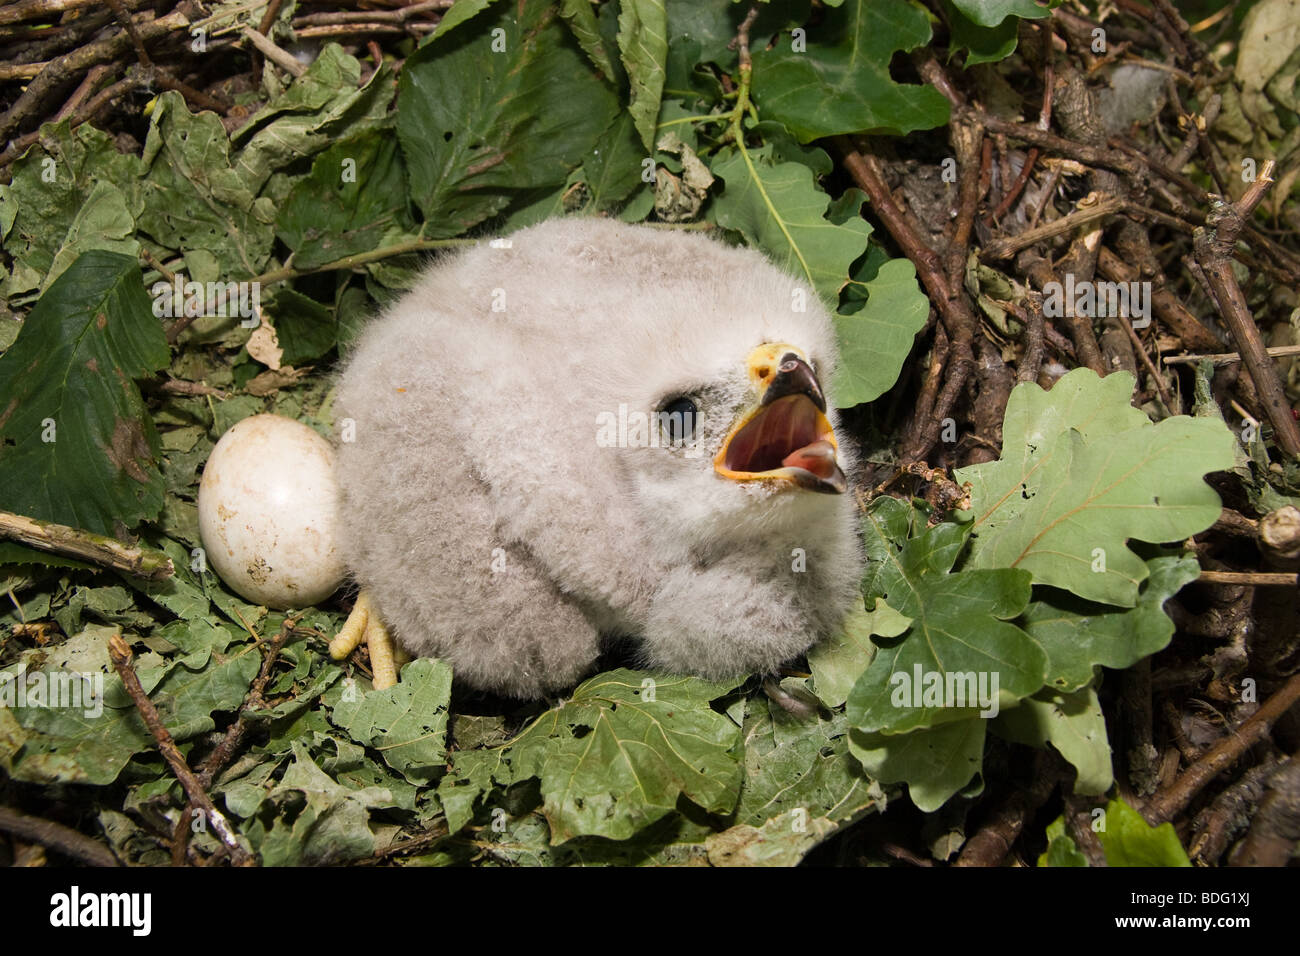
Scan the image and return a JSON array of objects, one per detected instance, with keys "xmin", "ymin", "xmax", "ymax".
[{"xmin": 197, "ymin": 413, "xmax": 345, "ymax": 608}]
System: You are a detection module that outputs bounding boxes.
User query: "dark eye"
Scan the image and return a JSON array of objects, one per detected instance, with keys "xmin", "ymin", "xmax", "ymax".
[{"xmin": 658, "ymin": 396, "xmax": 698, "ymax": 444}]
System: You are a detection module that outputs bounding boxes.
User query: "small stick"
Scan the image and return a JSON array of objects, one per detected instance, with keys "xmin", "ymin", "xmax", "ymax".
[
  {"xmin": 107, "ymin": 635, "xmax": 254, "ymax": 866},
  {"xmin": 1123, "ymin": 318, "xmax": 1175, "ymax": 410},
  {"xmin": 0, "ymin": 806, "xmax": 119, "ymax": 867},
  {"xmin": 980, "ymin": 194, "xmax": 1126, "ymax": 260},
  {"xmin": 1193, "ymin": 160, "xmax": 1300, "ymax": 457},
  {"xmin": 1197, "ymin": 571, "xmax": 1297, "ymax": 586},
  {"xmin": 1164, "ymin": 345, "xmax": 1300, "ymax": 366},
  {"xmin": 241, "ymin": 27, "xmax": 305, "ymax": 77},
  {"xmin": 1144, "ymin": 671, "xmax": 1300, "ymax": 824},
  {"xmin": 0, "ymin": 510, "xmax": 173, "ymax": 580}
]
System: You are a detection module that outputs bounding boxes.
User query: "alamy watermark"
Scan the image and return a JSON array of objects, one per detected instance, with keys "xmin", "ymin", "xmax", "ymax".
[
  {"xmin": 1041, "ymin": 274, "xmax": 1151, "ymax": 329},
  {"xmin": 890, "ymin": 665, "xmax": 1001, "ymax": 718},
  {"xmin": 0, "ymin": 668, "xmax": 104, "ymax": 718},
  {"xmin": 595, "ymin": 403, "xmax": 704, "ymax": 457},
  {"xmin": 151, "ymin": 274, "xmax": 261, "ymax": 327}
]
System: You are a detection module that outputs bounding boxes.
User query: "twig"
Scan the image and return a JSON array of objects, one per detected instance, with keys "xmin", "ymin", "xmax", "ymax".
[
  {"xmin": 1124, "ymin": 318, "xmax": 1174, "ymax": 410},
  {"xmin": 107, "ymin": 635, "xmax": 254, "ymax": 866},
  {"xmin": 980, "ymin": 195, "xmax": 1126, "ymax": 261},
  {"xmin": 1197, "ymin": 571, "xmax": 1298, "ymax": 586},
  {"xmin": 0, "ymin": 510, "xmax": 173, "ymax": 579},
  {"xmin": 1192, "ymin": 160, "xmax": 1300, "ymax": 457},
  {"xmin": 197, "ymin": 617, "xmax": 298, "ymax": 789},
  {"xmin": 293, "ymin": 1, "xmax": 452, "ymax": 26},
  {"xmin": 241, "ymin": 27, "xmax": 305, "ymax": 77},
  {"xmin": 0, "ymin": 806, "xmax": 119, "ymax": 867},
  {"xmin": 837, "ymin": 139, "xmax": 977, "ymax": 461},
  {"xmin": 370, "ymin": 821, "xmax": 451, "ymax": 861},
  {"xmin": 1144, "ymin": 671, "xmax": 1300, "ymax": 824},
  {"xmin": 1015, "ymin": 293, "xmax": 1045, "ymax": 384},
  {"xmin": 0, "ymin": 0, "xmax": 118, "ymax": 27},
  {"xmin": 954, "ymin": 751, "xmax": 1058, "ymax": 866},
  {"xmin": 1164, "ymin": 345, "xmax": 1300, "ymax": 366},
  {"xmin": 0, "ymin": 9, "xmax": 190, "ymax": 142}
]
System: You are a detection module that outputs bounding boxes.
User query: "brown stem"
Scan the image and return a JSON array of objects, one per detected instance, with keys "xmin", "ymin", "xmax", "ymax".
[
  {"xmin": 1145, "ymin": 671, "xmax": 1300, "ymax": 824},
  {"xmin": 0, "ymin": 806, "xmax": 119, "ymax": 866},
  {"xmin": 107, "ymin": 635, "xmax": 254, "ymax": 865},
  {"xmin": 0, "ymin": 510, "xmax": 173, "ymax": 579},
  {"xmin": 1193, "ymin": 161, "xmax": 1300, "ymax": 457}
]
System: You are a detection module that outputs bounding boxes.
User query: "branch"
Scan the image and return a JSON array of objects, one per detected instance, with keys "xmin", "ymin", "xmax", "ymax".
[
  {"xmin": 1144, "ymin": 671, "xmax": 1300, "ymax": 824},
  {"xmin": 1192, "ymin": 160, "xmax": 1300, "ymax": 458},
  {"xmin": 0, "ymin": 510, "xmax": 173, "ymax": 580},
  {"xmin": 107, "ymin": 635, "xmax": 254, "ymax": 866}
]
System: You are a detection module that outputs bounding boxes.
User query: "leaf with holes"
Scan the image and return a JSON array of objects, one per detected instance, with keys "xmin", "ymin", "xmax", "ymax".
[
  {"xmin": 0, "ymin": 251, "xmax": 168, "ymax": 535},
  {"xmin": 326, "ymin": 658, "xmax": 452, "ymax": 786},
  {"xmin": 134, "ymin": 92, "xmax": 275, "ymax": 278},
  {"xmin": 276, "ymin": 125, "xmax": 415, "ymax": 270},
  {"xmin": 0, "ymin": 120, "xmax": 141, "ymax": 300},
  {"xmin": 1018, "ymin": 554, "xmax": 1202, "ymax": 693},
  {"xmin": 439, "ymin": 669, "xmax": 744, "ymax": 843},
  {"xmin": 957, "ymin": 369, "xmax": 1234, "ymax": 606},
  {"xmin": 832, "ymin": 252, "xmax": 929, "ymax": 407}
]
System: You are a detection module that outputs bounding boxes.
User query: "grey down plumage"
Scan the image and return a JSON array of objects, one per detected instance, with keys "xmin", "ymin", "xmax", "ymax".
[{"xmin": 334, "ymin": 218, "xmax": 863, "ymax": 698}]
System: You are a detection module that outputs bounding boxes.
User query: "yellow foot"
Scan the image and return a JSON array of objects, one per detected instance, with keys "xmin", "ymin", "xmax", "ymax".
[{"xmin": 329, "ymin": 591, "xmax": 408, "ymax": 690}]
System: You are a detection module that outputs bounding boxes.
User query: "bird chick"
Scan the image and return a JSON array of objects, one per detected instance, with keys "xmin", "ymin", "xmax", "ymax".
[{"xmin": 332, "ymin": 218, "xmax": 864, "ymax": 698}]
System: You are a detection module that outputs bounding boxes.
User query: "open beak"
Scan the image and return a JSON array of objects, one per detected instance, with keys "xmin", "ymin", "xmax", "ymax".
[{"xmin": 714, "ymin": 343, "xmax": 847, "ymax": 495}]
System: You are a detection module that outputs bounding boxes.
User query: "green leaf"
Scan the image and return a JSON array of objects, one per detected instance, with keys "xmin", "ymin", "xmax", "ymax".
[
  {"xmin": 560, "ymin": 0, "xmax": 618, "ymax": 79},
  {"xmin": 256, "ymin": 741, "xmax": 394, "ymax": 865},
  {"xmin": 4, "ymin": 672, "xmax": 151, "ymax": 785},
  {"xmin": 582, "ymin": 112, "xmax": 647, "ymax": 211},
  {"xmin": 327, "ymin": 657, "xmax": 452, "ymax": 786},
  {"xmin": 0, "ymin": 120, "xmax": 141, "ymax": 299},
  {"xmin": 1037, "ymin": 816, "xmax": 1088, "ymax": 866},
  {"xmin": 735, "ymin": 702, "xmax": 880, "ymax": 838},
  {"xmin": 832, "ymin": 255, "xmax": 928, "ymax": 407},
  {"xmin": 750, "ymin": 0, "xmax": 950, "ymax": 142},
  {"xmin": 231, "ymin": 46, "xmax": 396, "ymax": 192},
  {"xmin": 1040, "ymin": 798, "xmax": 1191, "ymax": 867},
  {"xmin": 710, "ymin": 143, "xmax": 873, "ymax": 304},
  {"xmin": 807, "ymin": 597, "xmax": 905, "ymax": 708},
  {"xmin": 276, "ymin": 126, "xmax": 415, "ymax": 270},
  {"xmin": 618, "ymin": 0, "xmax": 669, "ymax": 151},
  {"xmin": 0, "ymin": 250, "xmax": 169, "ymax": 535},
  {"xmin": 134, "ymin": 92, "xmax": 275, "ymax": 278},
  {"xmin": 846, "ymin": 508, "xmax": 1044, "ymax": 734},
  {"xmin": 949, "ymin": 0, "xmax": 1055, "ymax": 28},
  {"xmin": 268, "ymin": 289, "xmax": 338, "ymax": 366},
  {"xmin": 849, "ymin": 720, "xmax": 986, "ymax": 813},
  {"xmin": 429, "ymin": 0, "xmax": 504, "ymax": 40},
  {"xmin": 1019, "ymin": 554, "xmax": 1201, "ymax": 692},
  {"xmin": 958, "ymin": 369, "xmax": 1235, "ymax": 607},
  {"xmin": 1097, "ymin": 797, "xmax": 1191, "ymax": 867},
  {"xmin": 440, "ymin": 669, "xmax": 744, "ymax": 843},
  {"xmin": 945, "ymin": 0, "xmax": 1019, "ymax": 66},
  {"xmin": 397, "ymin": 0, "xmax": 619, "ymax": 236},
  {"xmin": 994, "ymin": 686, "xmax": 1113, "ymax": 794}
]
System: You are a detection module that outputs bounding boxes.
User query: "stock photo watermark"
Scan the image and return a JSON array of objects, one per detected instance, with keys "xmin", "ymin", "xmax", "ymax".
[
  {"xmin": 890, "ymin": 665, "xmax": 1001, "ymax": 718},
  {"xmin": 0, "ymin": 668, "xmax": 104, "ymax": 718}
]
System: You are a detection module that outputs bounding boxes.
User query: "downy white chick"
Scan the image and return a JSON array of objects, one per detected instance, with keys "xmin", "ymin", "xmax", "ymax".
[{"xmin": 331, "ymin": 218, "xmax": 864, "ymax": 698}]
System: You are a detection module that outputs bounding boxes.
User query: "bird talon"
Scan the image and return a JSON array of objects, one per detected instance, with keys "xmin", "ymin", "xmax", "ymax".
[{"xmin": 330, "ymin": 591, "xmax": 403, "ymax": 690}]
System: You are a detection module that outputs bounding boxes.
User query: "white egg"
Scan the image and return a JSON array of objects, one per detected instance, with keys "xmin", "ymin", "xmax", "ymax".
[{"xmin": 197, "ymin": 413, "xmax": 345, "ymax": 609}]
